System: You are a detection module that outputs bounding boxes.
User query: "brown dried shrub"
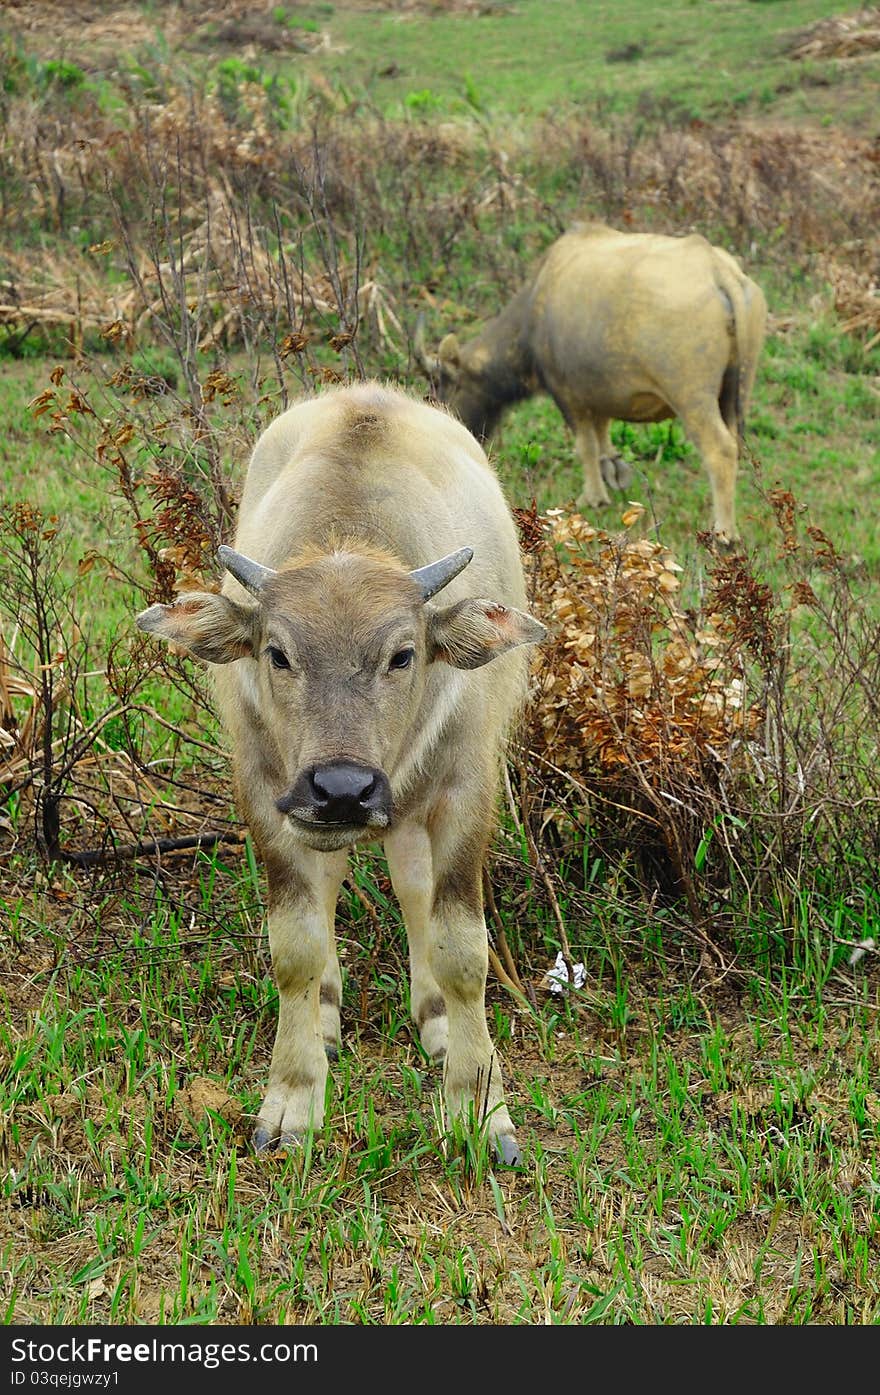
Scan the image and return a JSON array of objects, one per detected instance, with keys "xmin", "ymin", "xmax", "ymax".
[
  {"xmin": 519, "ymin": 498, "xmax": 880, "ymax": 938},
  {"xmin": 536, "ymin": 114, "xmax": 880, "ymax": 260},
  {"xmin": 524, "ymin": 506, "xmax": 763, "ymax": 906}
]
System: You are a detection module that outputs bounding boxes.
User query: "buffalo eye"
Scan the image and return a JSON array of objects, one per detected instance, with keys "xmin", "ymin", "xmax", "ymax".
[
  {"xmin": 389, "ymin": 647, "xmax": 415, "ymax": 672},
  {"xmin": 267, "ymin": 646, "xmax": 290, "ymax": 671}
]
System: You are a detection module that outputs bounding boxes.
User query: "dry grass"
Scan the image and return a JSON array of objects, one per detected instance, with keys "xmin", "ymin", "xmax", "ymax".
[
  {"xmin": 1, "ymin": 42, "xmax": 879, "ymax": 360},
  {"xmin": 821, "ymin": 256, "xmax": 880, "ymax": 351},
  {"xmin": 3, "ymin": 0, "xmax": 328, "ymax": 57},
  {"xmin": 788, "ymin": 7, "xmax": 880, "ymax": 62}
]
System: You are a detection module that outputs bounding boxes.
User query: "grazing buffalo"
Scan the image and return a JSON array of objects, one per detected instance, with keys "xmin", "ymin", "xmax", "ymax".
[
  {"xmin": 416, "ymin": 220, "xmax": 768, "ymax": 544},
  {"xmin": 136, "ymin": 382, "xmax": 545, "ymax": 1165}
]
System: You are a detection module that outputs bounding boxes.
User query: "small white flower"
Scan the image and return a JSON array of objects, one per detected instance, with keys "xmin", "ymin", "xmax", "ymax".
[
  {"xmin": 848, "ymin": 937, "xmax": 876, "ymax": 966},
  {"xmin": 543, "ymin": 951, "xmax": 586, "ymax": 995}
]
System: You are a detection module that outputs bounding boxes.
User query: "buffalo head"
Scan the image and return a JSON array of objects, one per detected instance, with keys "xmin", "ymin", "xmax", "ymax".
[
  {"xmin": 137, "ymin": 543, "xmax": 545, "ymax": 851},
  {"xmin": 413, "ymin": 315, "xmax": 511, "ymax": 444}
]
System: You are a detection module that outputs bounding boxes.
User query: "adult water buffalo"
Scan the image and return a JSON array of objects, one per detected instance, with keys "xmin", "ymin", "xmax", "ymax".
[
  {"xmin": 416, "ymin": 221, "xmax": 767, "ymax": 544},
  {"xmin": 136, "ymin": 382, "xmax": 545, "ymax": 1165}
]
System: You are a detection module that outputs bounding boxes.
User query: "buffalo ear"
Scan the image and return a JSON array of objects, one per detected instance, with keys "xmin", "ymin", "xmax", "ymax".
[
  {"xmin": 427, "ymin": 598, "xmax": 546, "ymax": 670},
  {"xmin": 136, "ymin": 591, "xmax": 258, "ymax": 664},
  {"xmin": 438, "ymin": 332, "xmax": 461, "ymax": 370}
]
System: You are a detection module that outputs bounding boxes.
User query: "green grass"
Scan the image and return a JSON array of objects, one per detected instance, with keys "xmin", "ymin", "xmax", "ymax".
[
  {"xmin": 306, "ymin": 0, "xmax": 880, "ymax": 132},
  {"xmin": 4, "ymin": 838, "xmax": 880, "ymax": 1323}
]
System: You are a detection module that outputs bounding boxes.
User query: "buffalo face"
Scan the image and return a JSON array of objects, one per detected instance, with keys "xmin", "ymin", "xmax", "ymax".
[
  {"xmin": 415, "ymin": 323, "xmax": 515, "ymax": 444},
  {"xmin": 137, "ymin": 544, "xmax": 544, "ymax": 852}
]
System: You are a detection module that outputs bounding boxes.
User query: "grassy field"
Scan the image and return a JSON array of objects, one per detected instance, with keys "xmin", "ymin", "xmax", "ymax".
[
  {"xmin": 310, "ymin": 0, "xmax": 880, "ymax": 131},
  {"xmin": 2, "ymin": 0, "xmax": 880, "ymax": 1327}
]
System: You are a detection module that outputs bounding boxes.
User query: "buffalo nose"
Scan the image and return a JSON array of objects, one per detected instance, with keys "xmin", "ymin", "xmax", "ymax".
[{"xmin": 302, "ymin": 760, "xmax": 391, "ymax": 824}]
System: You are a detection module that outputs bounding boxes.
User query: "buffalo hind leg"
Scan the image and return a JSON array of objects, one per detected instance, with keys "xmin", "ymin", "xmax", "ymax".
[
  {"xmin": 571, "ymin": 417, "xmax": 612, "ymax": 510},
  {"xmin": 676, "ymin": 396, "xmax": 740, "ymax": 545},
  {"xmin": 253, "ymin": 847, "xmax": 348, "ymax": 1150}
]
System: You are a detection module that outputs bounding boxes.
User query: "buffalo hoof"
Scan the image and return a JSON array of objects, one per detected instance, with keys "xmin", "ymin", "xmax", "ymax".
[
  {"xmin": 494, "ymin": 1133, "xmax": 522, "ymax": 1168},
  {"xmin": 577, "ymin": 490, "xmax": 612, "ymax": 512},
  {"xmin": 253, "ymin": 1124, "xmax": 302, "ymax": 1153},
  {"xmin": 253, "ymin": 1124, "xmax": 277, "ymax": 1153},
  {"xmin": 709, "ymin": 532, "xmax": 741, "ymax": 554},
  {"xmin": 600, "ymin": 453, "xmax": 633, "ymax": 490}
]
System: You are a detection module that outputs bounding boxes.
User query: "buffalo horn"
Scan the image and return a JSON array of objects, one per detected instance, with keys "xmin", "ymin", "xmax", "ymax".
[
  {"xmin": 409, "ymin": 547, "xmax": 473, "ymax": 600},
  {"xmin": 217, "ymin": 545, "xmax": 277, "ymax": 595}
]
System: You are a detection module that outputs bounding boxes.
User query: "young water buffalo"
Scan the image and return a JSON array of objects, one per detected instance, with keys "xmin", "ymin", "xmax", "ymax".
[
  {"xmin": 416, "ymin": 220, "xmax": 767, "ymax": 545},
  {"xmin": 136, "ymin": 382, "xmax": 545, "ymax": 1165}
]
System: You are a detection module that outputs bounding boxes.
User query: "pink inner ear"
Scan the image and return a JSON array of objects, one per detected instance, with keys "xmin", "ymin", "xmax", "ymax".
[{"xmin": 484, "ymin": 603, "xmax": 509, "ymax": 623}]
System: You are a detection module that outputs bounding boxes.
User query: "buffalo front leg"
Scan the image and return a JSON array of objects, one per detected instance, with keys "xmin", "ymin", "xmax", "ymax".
[
  {"xmin": 253, "ymin": 848, "xmax": 348, "ymax": 1150},
  {"xmin": 390, "ymin": 812, "xmax": 520, "ymax": 1165},
  {"xmin": 435, "ymin": 857, "xmax": 520, "ymax": 1165},
  {"xmin": 315, "ymin": 853, "xmax": 347, "ymax": 1061}
]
